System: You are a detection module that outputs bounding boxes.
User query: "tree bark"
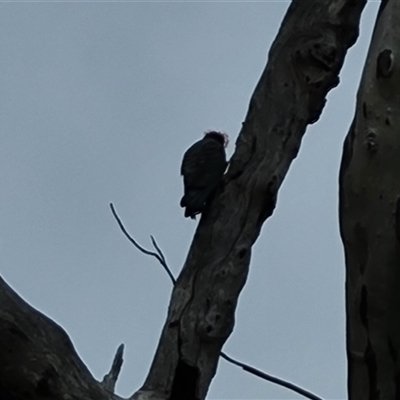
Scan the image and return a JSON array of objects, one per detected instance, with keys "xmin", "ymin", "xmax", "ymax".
[
  {"xmin": 339, "ymin": 1, "xmax": 400, "ymax": 399},
  {"xmin": 0, "ymin": 276, "xmax": 117, "ymax": 400},
  {"xmin": 138, "ymin": 1, "xmax": 366, "ymax": 399},
  {"xmin": 0, "ymin": 1, "xmax": 367, "ymax": 400}
]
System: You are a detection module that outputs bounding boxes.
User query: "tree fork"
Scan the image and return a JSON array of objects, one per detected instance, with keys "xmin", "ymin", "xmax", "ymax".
[{"xmin": 339, "ymin": 1, "xmax": 400, "ymax": 399}]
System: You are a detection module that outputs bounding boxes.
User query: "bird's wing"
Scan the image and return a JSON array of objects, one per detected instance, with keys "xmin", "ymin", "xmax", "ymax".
[{"xmin": 181, "ymin": 139, "xmax": 226, "ymax": 189}]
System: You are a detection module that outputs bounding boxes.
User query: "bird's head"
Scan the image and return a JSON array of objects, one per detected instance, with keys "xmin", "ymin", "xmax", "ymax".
[{"xmin": 204, "ymin": 130, "xmax": 229, "ymax": 148}]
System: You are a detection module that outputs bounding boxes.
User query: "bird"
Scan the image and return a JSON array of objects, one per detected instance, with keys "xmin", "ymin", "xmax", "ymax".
[{"xmin": 180, "ymin": 131, "xmax": 228, "ymax": 219}]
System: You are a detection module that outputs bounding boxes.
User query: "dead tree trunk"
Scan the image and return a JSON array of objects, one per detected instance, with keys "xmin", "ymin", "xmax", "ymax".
[
  {"xmin": 339, "ymin": 1, "xmax": 400, "ymax": 399},
  {"xmin": 0, "ymin": 1, "xmax": 367, "ymax": 400},
  {"xmin": 138, "ymin": 1, "xmax": 366, "ymax": 399}
]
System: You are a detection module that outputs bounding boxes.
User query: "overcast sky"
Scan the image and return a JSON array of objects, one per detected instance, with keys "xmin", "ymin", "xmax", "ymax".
[{"xmin": 0, "ymin": 2, "xmax": 379, "ymax": 399}]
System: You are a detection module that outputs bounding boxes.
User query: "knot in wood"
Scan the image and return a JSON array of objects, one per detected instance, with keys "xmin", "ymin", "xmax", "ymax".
[
  {"xmin": 309, "ymin": 41, "xmax": 338, "ymax": 71},
  {"xmin": 294, "ymin": 33, "xmax": 338, "ymax": 84},
  {"xmin": 198, "ymin": 297, "xmax": 233, "ymax": 341},
  {"xmin": 376, "ymin": 49, "xmax": 394, "ymax": 79},
  {"xmin": 364, "ymin": 130, "xmax": 378, "ymax": 155}
]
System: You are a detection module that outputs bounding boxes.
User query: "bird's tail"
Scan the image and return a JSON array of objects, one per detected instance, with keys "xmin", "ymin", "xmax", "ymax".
[{"xmin": 180, "ymin": 189, "xmax": 209, "ymax": 219}]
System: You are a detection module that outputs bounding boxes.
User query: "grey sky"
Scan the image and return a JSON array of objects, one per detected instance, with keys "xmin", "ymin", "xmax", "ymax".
[{"xmin": 0, "ymin": 2, "xmax": 379, "ymax": 399}]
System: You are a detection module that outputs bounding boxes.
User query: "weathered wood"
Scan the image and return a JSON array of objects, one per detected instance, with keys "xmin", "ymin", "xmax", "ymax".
[
  {"xmin": 102, "ymin": 344, "xmax": 125, "ymax": 393},
  {"xmin": 339, "ymin": 1, "xmax": 400, "ymax": 399},
  {"xmin": 137, "ymin": 1, "xmax": 367, "ymax": 399},
  {"xmin": 0, "ymin": 276, "xmax": 116, "ymax": 400}
]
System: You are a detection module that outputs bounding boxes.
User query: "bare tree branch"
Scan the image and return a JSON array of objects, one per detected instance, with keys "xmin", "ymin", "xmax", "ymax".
[
  {"xmin": 0, "ymin": 276, "xmax": 118, "ymax": 400},
  {"xmin": 110, "ymin": 203, "xmax": 324, "ymax": 400},
  {"xmin": 110, "ymin": 203, "xmax": 176, "ymax": 284},
  {"xmin": 219, "ymin": 352, "xmax": 323, "ymax": 400},
  {"xmin": 102, "ymin": 344, "xmax": 125, "ymax": 393},
  {"xmin": 150, "ymin": 235, "xmax": 167, "ymax": 267}
]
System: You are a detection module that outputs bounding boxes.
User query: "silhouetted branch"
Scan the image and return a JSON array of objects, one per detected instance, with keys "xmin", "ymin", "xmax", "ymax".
[
  {"xmin": 110, "ymin": 203, "xmax": 175, "ymax": 284},
  {"xmin": 101, "ymin": 344, "xmax": 125, "ymax": 393},
  {"xmin": 0, "ymin": 276, "xmax": 117, "ymax": 400},
  {"xmin": 220, "ymin": 352, "xmax": 323, "ymax": 400},
  {"xmin": 109, "ymin": 203, "xmax": 324, "ymax": 400},
  {"xmin": 150, "ymin": 235, "xmax": 167, "ymax": 266}
]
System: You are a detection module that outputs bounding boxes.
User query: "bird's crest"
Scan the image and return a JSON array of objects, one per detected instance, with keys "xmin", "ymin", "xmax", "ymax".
[{"xmin": 204, "ymin": 130, "xmax": 229, "ymax": 148}]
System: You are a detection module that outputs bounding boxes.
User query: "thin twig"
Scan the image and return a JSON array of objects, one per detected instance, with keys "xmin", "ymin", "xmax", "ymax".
[
  {"xmin": 110, "ymin": 203, "xmax": 176, "ymax": 284},
  {"xmin": 101, "ymin": 343, "xmax": 125, "ymax": 393},
  {"xmin": 109, "ymin": 203, "xmax": 324, "ymax": 400},
  {"xmin": 150, "ymin": 235, "xmax": 176, "ymax": 284},
  {"xmin": 220, "ymin": 352, "xmax": 323, "ymax": 400},
  {"xmin": 150, "ymin": 235, "xmax": 167, "ymax": 265}
]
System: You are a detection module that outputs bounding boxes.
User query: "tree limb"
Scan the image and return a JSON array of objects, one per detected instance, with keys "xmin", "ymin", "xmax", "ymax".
[
  {"xmin": 102, "ymin": 344, "xmax": 125, "ymax": 393},
  {"xmin": 0, "ymin": 276, "xmax": 118, "ymax": 400},
  {"xmin": 219, "ymin": 353, "xmax": 323, "ymax": 400},
  {"xmin": 110, "ymin": 203, "xmax": 176, "ymax": 284}
]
